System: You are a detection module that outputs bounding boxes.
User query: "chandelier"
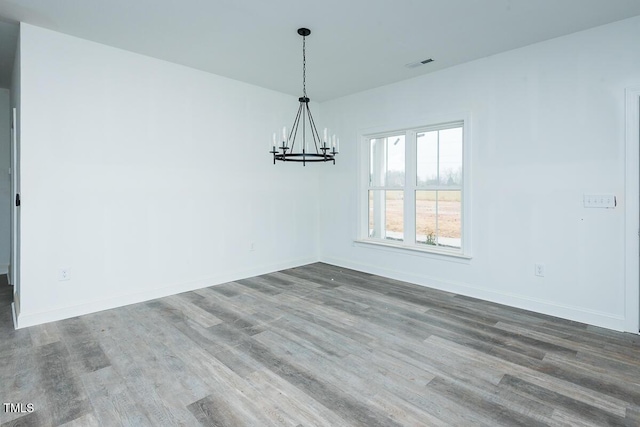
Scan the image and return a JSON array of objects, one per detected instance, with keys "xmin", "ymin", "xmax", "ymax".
[{"xmin": 270, "ymin": 28, "xmax": 338, "ymax": 165}]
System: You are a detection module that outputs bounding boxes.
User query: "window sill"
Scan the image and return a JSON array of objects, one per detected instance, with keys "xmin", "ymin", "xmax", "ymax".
[{"xmin": 353, "ymin": 239, "xmax": 472, "ymax": 263}]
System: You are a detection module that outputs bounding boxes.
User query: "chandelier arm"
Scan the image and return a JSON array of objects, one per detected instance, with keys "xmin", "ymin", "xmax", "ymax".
[
  {"xmin": 288, "ymin": 102, "xmax": 304, "ymax": 152},
  {"xmin": 305, "ymin": 105, "xmax": 323, "ymax": 154},
  {"xmin": 289, "ymin": 104, "xmax": 302, "ymax": 153},
  {"xmin": 302, "ymin": 102, "xmax": 306, "ymax": 166}
]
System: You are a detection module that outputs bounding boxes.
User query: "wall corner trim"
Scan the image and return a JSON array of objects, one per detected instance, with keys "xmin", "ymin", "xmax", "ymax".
[{"xmin": 624, "ymin": 85, "xmax": 640, "ymax": 334}]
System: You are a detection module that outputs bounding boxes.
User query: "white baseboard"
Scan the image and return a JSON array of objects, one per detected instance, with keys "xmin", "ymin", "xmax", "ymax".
[
  {"xmin": 320, "ymin": 256, "xmax": 626, "ymax": 332},
  {"xmin": 14, "ymin": 257, "xmax": 317, "ymax": 329},
  {"xmin": 15, "ymin": 254, "xmax": 628, "ymax": 332}
]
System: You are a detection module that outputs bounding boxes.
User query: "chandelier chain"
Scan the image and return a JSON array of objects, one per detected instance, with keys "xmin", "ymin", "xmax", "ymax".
[{"xmin": 302, "ymin": 35, "xmax": 307, "ymax": 98}]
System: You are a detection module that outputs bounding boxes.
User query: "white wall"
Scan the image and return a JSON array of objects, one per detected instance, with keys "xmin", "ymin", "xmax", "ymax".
[
  {"xmin": 0, "ymin": 89, "xmax": 10, "ymax": 273},
  {"xmin": 319, "ymin": 16, "xmax": 640, "ymax": 331},
  {"xmin": 17, "ymin": 18, "xmax": 640, "ymax": 331},
  {"xmin": 17, "ymin": 24, "xmax": 321, "ymax": 328}
]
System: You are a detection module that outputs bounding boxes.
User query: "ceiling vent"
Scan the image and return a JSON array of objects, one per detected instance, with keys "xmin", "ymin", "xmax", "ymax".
[{"xmin": 405, "ymin": 58, "xmax": 434, "ymax": 69}]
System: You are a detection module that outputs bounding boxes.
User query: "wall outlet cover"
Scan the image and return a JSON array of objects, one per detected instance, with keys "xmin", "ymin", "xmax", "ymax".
[{"xmin": 58, "ymin": 268, "xmax": 71, "ymax": 281}]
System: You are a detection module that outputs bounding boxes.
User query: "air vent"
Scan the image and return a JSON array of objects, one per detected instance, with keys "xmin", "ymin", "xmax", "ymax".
[{"xmin": 405, "ymin": 58, "xmax": 434, "ymax": 69}]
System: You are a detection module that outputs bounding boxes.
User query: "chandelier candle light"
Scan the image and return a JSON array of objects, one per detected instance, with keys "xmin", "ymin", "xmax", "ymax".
[{"xmin": 270, "ymin": 28, "xmax": 338, "ymax": 165}]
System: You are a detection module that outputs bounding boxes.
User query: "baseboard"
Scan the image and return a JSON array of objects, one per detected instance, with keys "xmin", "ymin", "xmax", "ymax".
[
  {"xmin": 320, "ymin": 256, "xmax": 626, "ymax": 332},
  {"xmin": 15, "ymin": 257, "xmax": 317, "ymax": 329}
]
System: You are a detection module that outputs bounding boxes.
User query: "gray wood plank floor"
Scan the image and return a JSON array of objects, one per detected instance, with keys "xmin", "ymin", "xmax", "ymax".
[{"xmin": 1, "ymin": 263, "xmax": 640, "ymax": 426}]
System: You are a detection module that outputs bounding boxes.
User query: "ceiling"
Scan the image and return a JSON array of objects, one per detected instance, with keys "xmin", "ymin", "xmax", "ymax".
[{"xmin": 0, "ymin": 0, "xmax": 639, "ymax": 100}]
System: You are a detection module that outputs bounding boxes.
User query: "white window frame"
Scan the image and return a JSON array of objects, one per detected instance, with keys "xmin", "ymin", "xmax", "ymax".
[{"xmin": 356, "ymin": 114, "xmax": 472, "ymax": 259}]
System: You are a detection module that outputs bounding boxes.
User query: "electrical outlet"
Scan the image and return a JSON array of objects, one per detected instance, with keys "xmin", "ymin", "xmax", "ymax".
[
  {"xmin": 534, "ymin": 264, "xmax": 545, "ymax": 277},
  {"xmin": 58, "ymin": 268, "xmax": 71, "ymax": 281}
]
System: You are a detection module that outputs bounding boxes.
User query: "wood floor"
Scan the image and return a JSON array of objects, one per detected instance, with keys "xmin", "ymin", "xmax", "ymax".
[{"xmin": 1, "ymin": 263, "xmax": 640, "ymax": 426}]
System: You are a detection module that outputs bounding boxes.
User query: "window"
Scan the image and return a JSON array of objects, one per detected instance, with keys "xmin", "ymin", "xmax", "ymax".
[{"xmin": 361, "ymin": 120, "xmax": 469, "ymax": 256}]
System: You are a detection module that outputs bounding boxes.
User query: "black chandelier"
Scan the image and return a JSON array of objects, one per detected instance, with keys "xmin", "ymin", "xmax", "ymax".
[{"xmin": 271, "ymin": 28, "xmax": 338, "ymax": 165}]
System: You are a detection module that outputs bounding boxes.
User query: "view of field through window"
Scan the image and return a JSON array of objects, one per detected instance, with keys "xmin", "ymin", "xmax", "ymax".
[
  {"xmin": 368, "ymin": 191, "xmax": 461, "ymax": 245},
  {"xmin": 368, "ymin": 125, "xmax": 463, "ymax": 249}
]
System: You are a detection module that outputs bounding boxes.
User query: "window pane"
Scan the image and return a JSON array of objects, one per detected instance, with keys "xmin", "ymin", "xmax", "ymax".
[
  {"xmin": 417, "ymin": 131, "xmax": 438, "ymax": 186},
  {"xmin": 416, "ymin": 190, "xmax": 461, "ymax": 249},
  {"xmin": 437, "ymin": 190, "xmax": 461, "ymax": 248},
  {"xmin": 370, "ymin": 139, "xmax": 385, "ymax": 186},
  {"xmin": 416, "ymin": 191, "xmax": 437, "ymax": 245},
  {"xmin": 386, "ymin": 136, "xmax": 405, "ymax": 187},
  {"xmin": 369, "ymin": 135, "xmax": 405, "ymax": 187},
  {"xmin": 368, "ymin": 190, "xmax": 403, "ymax": 241},
  {"xmin": 369, "ymin": 190, "xmax": 375, "ymax": 237},
  {"xmin": 386, "ymin": 190, "xmax": 403, "ymax": 241},
  {"xmin": 438, "ymin": 127, "xmax": 462, "ymax": 187}
]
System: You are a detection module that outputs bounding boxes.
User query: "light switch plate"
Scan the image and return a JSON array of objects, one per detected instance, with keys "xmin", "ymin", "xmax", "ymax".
[{"xmin": 583, "ymin": 194, "xmax": 616, "ymax": 208}]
